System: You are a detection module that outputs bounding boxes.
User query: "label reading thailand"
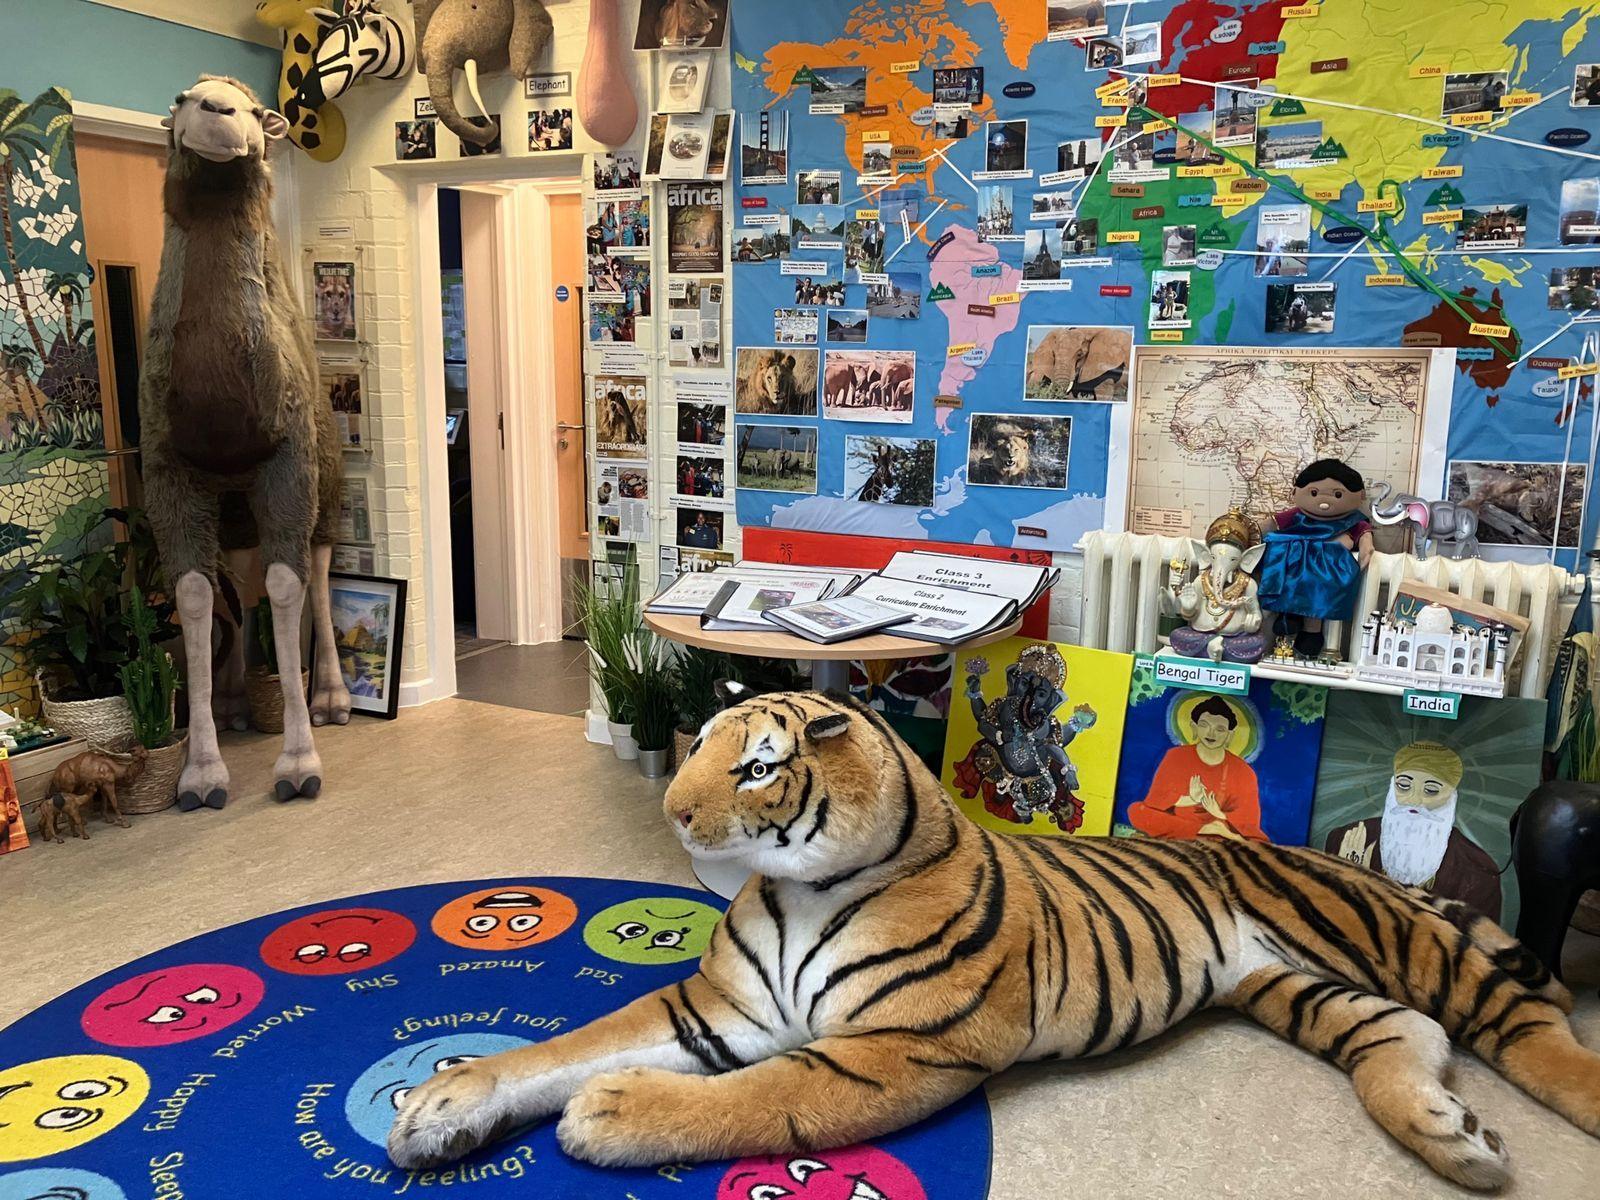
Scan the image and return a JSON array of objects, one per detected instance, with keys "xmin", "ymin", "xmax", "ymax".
[
  {"xmin": 1154, "ymin": 655, "xmax": 1251, "ymax": 695},
  {"xmin": 1403, "ymin": 690, "xmax": 1460, "ymax": 719}
]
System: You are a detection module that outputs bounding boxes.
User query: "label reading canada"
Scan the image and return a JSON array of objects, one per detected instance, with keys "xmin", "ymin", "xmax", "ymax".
[
  {"xmin": 1403, "ymin": 690, "xmax": 1460, "ymax": 719},
  {"xmin": 890, "ymin": 59, "xmax": 920, "ymax": 73},
  {"xmin": 1154, "ymin": 655, "xmax": 1251, "ymax": 696}
]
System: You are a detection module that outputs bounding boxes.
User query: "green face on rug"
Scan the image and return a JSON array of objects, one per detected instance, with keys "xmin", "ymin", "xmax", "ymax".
[{"xmin": 581, "ymin": 898, "xmax": 722, "ymax": 965}]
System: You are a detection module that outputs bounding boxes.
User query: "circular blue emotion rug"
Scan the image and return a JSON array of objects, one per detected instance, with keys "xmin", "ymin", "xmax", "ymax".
[{"xmin": 0, "ymin": 877, "xmax": 992, "ymax": 1199}]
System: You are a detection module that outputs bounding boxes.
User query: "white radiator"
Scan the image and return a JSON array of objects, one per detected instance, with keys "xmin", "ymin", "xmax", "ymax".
[{"xmin": 1078, "ymin": 531, "xmax": 1586, "ymax": 700}]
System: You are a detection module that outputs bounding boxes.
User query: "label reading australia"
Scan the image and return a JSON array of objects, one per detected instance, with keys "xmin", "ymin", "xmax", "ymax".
[{"xmin": 1153, "ymin": 655, "xmax": 1250, "ymax": 695}]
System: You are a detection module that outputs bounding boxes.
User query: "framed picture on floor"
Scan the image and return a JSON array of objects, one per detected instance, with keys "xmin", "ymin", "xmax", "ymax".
[{"xmin": 322, "ymin": 573, "xmax": 407, "ymax": 719}]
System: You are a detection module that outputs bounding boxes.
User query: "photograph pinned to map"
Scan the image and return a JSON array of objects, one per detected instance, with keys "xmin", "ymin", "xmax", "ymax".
[
  {"xmin": 979, "ymin": 119, "xmax": 1029, "ymax": 177},
  {"xmin": 977, "ymin": 184, "xmax": 1018, "ymax": 241},
  {"xmin": 773, "ymin": 307, "xmax": 820, "ymax": 345},
  {"xmin": 1023, "ymin": 325, "xmax": 1134, "ymax": 402},
  {"xmin": 1558, "ymin": 178, "xmax": 1600, "ymax": 245},
  {"xmin": 1049, "ymin": 136, "xmax": 1104, "ymax": 183},
  {"xmin": 867, "ymin": 268, "xmax": 923, "ymax": 319},
  {"xmin": 1162, "ymin": 224, "xmax": 1196, "ymax": 266},
  {"xmin": 1266, "ymin": 282, "xmax": 1337, "ymax": 335},
  {"xmin": 1213, "ymin": 82, "xmax": 1260, "ymax": 145},
  {"xmin": 1456, "ymin": 202, "xmax": 1527, "ymax": 251},
  {"xmin": 797, "ymin": 168, "xmax": 842, "ymax": 205},
  {"xmin": 793, "ymin": 274, "xmax": 846, "ymax": 307},
  {"xmin": 1441, "ymin": 71, "xmax": 1507, "ymax": 119},
  {"xmin": 731, "ymin": 216, "xmax": 790, "ymax": 262},
  {"xmin": 823, "ymin": 348, "xmax": 916, "ymax": 423},
  {"xmin": 932, "ymin": 66, "xmax": 984, "ymax": 109},
  {"xmin": 1446, "ymin": 460, "xmax": 1586, "ymax": 548},
  {"xmin": 1121, "ymin": 22, "xmax": 1162, "ymax": 65},
  {"xmin": 1148, "ymin": 269, "xmax": 1191, "ymax": 329},
  {"xmin": 968, "ymin": 413, "xmax": 1072, "ymax": 489},
  {"xmin": 793, "ymin": 205, "xmax": 844, "ymax": 251},
  {"xmin": 1548, "ymin": 266, "xmax": 1600, "ymax": 311},
  {"xmin": 826, "ymin": 308, "xmax": 869, "ymax": 344},
  {"xmin": 878, "ymin": 190, "xmax": 921, "ymax": 229},
  {"xmin": 1174, "ymin": 112, "xmax": 1223, "ymax": 166},
  {"xmin": 1255, "ymin": 119, "xmax": 1323, "ymax": 169},
  {"xmin": 634, "ymin": 0, "xmax": 728, "ymax": 50},
  {"xmin": 845, "ymin": 434, "xmax": 937, "ymax": 506},
  {"xmin": 739, "ymin": 109, "xmax": 789, "ymax": 184},
  {"xmin": 808, "ymin": 66, "xmax": 868, "ymax": 115},
  {"xmin": 1061, "ymin": 215, "xmax": 1100, "ymax": 257},
  {"xmin": 860, "ymin": 141, "xmax": 894, "ymax": 179},
  {"xmin": 1108, "ymin": 130, "xmax": 1159, "ymax": 179},
  {"xmin": 1032, "ymin": 191, "xmax": 1078, "ymax": 222},
  {"xmin": 1048, "ymin": 0, "xmax": 1108, "ymax": 39},
  {"xmin": 845, "ymin": 214, "xmax": 887, "ymax": 272},
  {"xmin": 1022, "ymin": 225, "xmax": 1065, "ymax": 285},
  {"xmin": 734, "ymin": 346, "xmax": 819, "ymax": 416},
  {"xmin": 1254, "ymin": 204, "xmax": 1311, "ymax": 277},
  {"xmin": 1571, "ymin": 63, "xmax": 1600, "ymax": 107},
  {"xmin": 736, "ymin": 423, "xmax": 819, "ymax": 494},
  {"xmin": 1085, "ymin": 35, "xmax": 1123, "ymax": 72}
]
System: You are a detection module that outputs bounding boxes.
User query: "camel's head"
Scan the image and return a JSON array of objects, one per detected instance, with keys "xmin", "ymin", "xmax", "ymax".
[{"xmin": 164, "ymin": 76, "xmax": 286, "ymax": 164}]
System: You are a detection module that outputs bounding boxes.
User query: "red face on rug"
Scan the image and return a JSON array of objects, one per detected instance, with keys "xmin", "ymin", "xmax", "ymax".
[
  {"xmin": 79, "ymin": 964, "xmax": 266, "ymax": 1048},
  {"xmin": 258, "ymin": 907, "xmax": 418, "ymax": 975},
  {"xmin": 717, "ymin": 1146, "xmax": 928, "ymax": 1200}
]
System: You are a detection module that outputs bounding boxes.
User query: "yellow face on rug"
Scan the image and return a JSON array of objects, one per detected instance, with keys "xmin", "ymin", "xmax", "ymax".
[{"xmin": 0, "ymin": 1054, "xmax": 150, "ymax": 1161}]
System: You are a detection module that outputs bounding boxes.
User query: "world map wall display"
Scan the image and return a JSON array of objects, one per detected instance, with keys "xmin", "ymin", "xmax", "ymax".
[{"xmin": 728, "ymin": 0, "xmax": 1600, "ymax": 557}]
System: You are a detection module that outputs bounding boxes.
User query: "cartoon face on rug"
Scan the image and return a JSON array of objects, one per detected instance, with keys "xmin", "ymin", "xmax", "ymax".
[
  {"xmin": 79, "ymin": 964, "xmax": 265, "ymax": 1048},
  {"xmin": 0, "ymin": 1167, "xmax": 129, "ymax": 1199},
  {"xmin": 581, "ymin": 898, "xmax": 722, "ymax": 964},
  {"xmin": 717, "ymin": 1146, "xmax": 928, "ymax": 1200},
  {"xmin": 430, "ymin": 887, "xmax": 578, "ymax": 951},
  {"xmin": 259, "ymin": 907, "xmax": 417, "ymax": 975},
  {"xmin": 344, "ymin": 1034, "xmax": 533, "ymax": 1147},
  {"xmin": 0, "ymin": 1055, "xmax": 150, "ymax": 1162}
]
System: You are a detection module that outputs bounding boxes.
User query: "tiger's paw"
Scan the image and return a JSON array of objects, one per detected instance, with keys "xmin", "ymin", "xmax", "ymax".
[
  {"xmin": 1414, "ymin": 1096, "xmax": 1511, "ymax": 1192},
  {"xmin": 387, "ymin": 1062, "xmax": 511, "ymax": 1170},
  {"xmin": 557, "ymin": 1068, "xmax": 682, "ymax": 1167}
]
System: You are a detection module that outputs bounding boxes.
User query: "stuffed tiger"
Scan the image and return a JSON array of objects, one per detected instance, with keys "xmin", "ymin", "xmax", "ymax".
[{"xmin": 389, "ymin": 687, "xmax": 1600, "ymax": 1190}]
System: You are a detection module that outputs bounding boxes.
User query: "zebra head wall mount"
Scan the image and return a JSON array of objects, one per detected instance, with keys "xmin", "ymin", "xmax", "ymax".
[{"xmin": 414, "ymin": 0, "xmax": 555, "ymax": 147}]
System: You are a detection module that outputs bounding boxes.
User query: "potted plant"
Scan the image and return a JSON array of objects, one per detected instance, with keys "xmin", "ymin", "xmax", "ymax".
[
  {"xmin": 626, "ymin": 628, "xmax": 676, "ymax": 779},
  {"xmin": 118, "ymin": 589, "xmax": 186, "ymax": 813},
  {"xmin": 243, "ymin": 596, "xmax": 307, "ymax": 733},
  {"xmin": 671, "ymin": 644, "xmax": 735, "ymax": 765},
  {"xmin": 574, "ymin": 555, "xmax": 643, "ymax": 760}
]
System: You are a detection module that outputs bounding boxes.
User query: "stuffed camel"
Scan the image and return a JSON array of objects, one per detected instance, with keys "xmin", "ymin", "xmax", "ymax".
[
  {"xmin": 140, "ymin": 76, "xmax": 350, "ymax": 811},
  {"xmin": 414, "ymin": 0, "xmax": 553, "ymax": 146}
]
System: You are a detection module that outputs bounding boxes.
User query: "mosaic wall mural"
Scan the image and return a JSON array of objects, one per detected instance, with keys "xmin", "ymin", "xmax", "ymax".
[{"xmin": 0, "ymin": 86, "xmax": 110, "ymax": 715}]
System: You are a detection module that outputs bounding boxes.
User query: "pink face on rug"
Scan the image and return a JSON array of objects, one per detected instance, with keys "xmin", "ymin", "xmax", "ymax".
[
  {"xmin": 718, "ymin": 1146, "xmax": 928, "ymax": 1200},
  {"xmin": 80, "ymin": 964, "xmax": 265, "ymax": 1048}
]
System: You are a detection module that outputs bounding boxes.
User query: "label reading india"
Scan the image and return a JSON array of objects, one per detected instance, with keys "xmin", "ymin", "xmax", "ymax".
[
  {"xmin": 1403, "ymin": 690, "xmax": 1460, "ymax": 720},
  {"xmin": 1469, "ymin": 322, "xmax": 1512, "ymax": 337},
  {"xmin": 1154, "ymin": 655, "xmax": 1251, "ymax": 696}
]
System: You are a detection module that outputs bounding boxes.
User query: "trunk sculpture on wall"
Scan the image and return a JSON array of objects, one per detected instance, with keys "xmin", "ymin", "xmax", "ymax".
[
  {"xmin": 578, "ymin": 0, "xmax": 638, "ymax": 147},
  {"xmin": 413, "ymin": 0, "xmax": 554, "ymax": 147}
]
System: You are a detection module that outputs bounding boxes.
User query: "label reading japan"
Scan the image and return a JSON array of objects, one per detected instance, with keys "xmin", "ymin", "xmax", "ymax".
[
  {"xmin": 1403, "ymin": 690, "xmax": 1460, "ymax": 720},
  {"xmin": 1153, "ymin": 655, "xmax": 1251, "ymax": 695}
]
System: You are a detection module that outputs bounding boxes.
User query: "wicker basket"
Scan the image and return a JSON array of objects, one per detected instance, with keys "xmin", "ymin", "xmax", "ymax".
[
  {"xmin": 246, "ymin": 668, "xmax": 308, "ymax": 734},
  {"xmin": 673, "ymin": 727, "xmax": 695, "ymax": 772},
  {"xmin": 121, "ymin": 732, "xmax": 189, "ymax": 815},
  {"xmin": 37, "ymin": 671, "xmax": 134, "ymax": 752}
]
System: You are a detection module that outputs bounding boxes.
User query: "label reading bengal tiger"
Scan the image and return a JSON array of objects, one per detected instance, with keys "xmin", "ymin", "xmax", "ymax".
[{"xmin": 1154, "ymin": 656, "xmax": 1251, "ymax": 695}]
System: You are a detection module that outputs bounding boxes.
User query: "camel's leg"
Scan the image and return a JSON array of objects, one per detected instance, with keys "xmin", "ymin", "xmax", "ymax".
[
  {"xmin": 213, "ymin": 546, "xmax": 255, "ymax": 732},
  {"xmin": 307, "ymin": 543, "xmax": 351, "ymax": 727},
  {"xmin": 175, "ymin": 570, "xmax": 230, "ymax": 810},
  {"xmin": 265, "ymin": 563, "xmax": 323, "ymax": 800},
  {"xmin": 101, "ymin": 782, "xmax": 128, "ymax": 827}
]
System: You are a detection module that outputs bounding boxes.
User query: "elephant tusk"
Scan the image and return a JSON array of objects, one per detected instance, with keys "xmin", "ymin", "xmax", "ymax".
[{"xmin": 464, "ymin": 58, "xmax": 489, "ymax": 124}]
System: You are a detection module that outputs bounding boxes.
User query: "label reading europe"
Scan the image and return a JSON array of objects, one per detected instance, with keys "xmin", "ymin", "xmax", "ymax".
[
  {"xmin": 1402, "ymin": 690, "xmax": 1460, "ymax": 720},
  {"xmin": 1153, "ymin": 655, "xmax": 1250, "ymax": 695}
]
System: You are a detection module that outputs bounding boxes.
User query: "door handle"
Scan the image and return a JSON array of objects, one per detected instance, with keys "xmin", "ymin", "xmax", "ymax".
[{"xmin": 555, "ymin": 422, "xmax": 584, "ymax": 430}]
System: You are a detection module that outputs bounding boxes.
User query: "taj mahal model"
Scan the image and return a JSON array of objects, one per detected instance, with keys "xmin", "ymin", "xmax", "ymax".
[{"xmin": 1354, "ymin": 602, "xmax": 1513, "ymax": 697}]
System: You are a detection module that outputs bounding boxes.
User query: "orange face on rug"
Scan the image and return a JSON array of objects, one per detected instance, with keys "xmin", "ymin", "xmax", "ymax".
[{"xmin": 430, "ymin": 887, "xmax": 578, "ymax": 951}]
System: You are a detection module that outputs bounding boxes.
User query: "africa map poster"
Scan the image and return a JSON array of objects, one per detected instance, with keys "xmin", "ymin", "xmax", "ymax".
[{"xmin": 730, "ymin": 0, "xmax": 1600, "ymax": 558}]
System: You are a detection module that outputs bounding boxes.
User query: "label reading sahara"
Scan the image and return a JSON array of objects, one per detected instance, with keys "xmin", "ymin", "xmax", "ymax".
[
  {"xmin": 1403, "ymin": 690, "xmax": 1460, "ymax": 719},
  {"xmin": 1154, "ymin": 655, "xmax": 1251, "ymax": 695}
]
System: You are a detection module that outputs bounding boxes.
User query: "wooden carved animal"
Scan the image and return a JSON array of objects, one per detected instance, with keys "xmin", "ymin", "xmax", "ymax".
[
  {"xmin": 294, "ymin": 0, "xmax": 414, "ymax": 113},
  {"xmin": 50, "ymin": 746, "xmax": 147, "ymax": 831},
  {"xmin": 141, "ymin": 76, "xmax": 351, "ymax": 812},
  {"xmin": 388, "ymin": 688, "xmax": 1600, "ymax": 1191},
  {"xmin": 255, "ymin": 0, "xmax": 349, "ymax": 162},
  {"xmin": 37, "ymin": 790, "xmax": 96, "ymax": 844},
  {"xmin": 414, "ymin": 0, "xmax": 554, "ymax": 147}
]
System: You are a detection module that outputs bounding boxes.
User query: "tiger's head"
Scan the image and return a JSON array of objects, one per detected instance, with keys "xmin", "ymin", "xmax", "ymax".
[{"xmin": 664, "ymin": 685, "xmax": 910, "ymax": 883}]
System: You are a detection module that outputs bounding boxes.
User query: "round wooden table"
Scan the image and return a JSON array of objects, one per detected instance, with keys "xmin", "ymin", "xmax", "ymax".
[{"xmin": 643, "ymin": 610, "xmax": 1024, "ymax": 898}]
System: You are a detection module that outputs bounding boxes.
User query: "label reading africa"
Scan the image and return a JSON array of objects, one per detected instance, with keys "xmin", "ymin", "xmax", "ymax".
[
  {"xmin": 1154, "ymin": 655, "xmax": 1251, "ymax": 695},
  {"xmin": 1403, "ymin": 690, "xmax": 1460, "ymax": 719},
  {"xmin": 1469, "ymin": 322, "xmax": 1512, "ymax": 337}
]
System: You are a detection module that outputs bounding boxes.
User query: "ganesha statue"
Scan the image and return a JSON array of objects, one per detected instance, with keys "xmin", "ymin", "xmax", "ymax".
[
  {"xmin": 951, "ymin": 643, "xmax": 1097, "ymax": 832},
  {"xmin": 1167, "ymin": 510, "xmax": 1268, "ymax": 664}
]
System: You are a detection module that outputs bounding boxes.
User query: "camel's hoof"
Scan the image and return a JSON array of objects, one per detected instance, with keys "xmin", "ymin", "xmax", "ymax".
[
  {"xmin": 299, "ymin": 776, "xmax": 322, "ymax": 799},
  {"xmin": 203, "ymin": 788, "xmax": 227, "ymax": 810},
  {"xmin": 177, "ymin": 792, "xmax": 203, "ymax": 813},
  {"xmin": 274, "ymin": 779, "xmax": 298, "ymax": 803}
]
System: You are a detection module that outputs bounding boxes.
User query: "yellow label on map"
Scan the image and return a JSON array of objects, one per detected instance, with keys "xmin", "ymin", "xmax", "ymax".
[
  {"xmin": 890, "ymin": 60, "xmax": 920, "ymax": 73},
  {"xmin": 855, "ymin": 208, "xmax": 880, "ymax": 219},
  {"xmin": 1106, "ymin": 230, "xmax": 1141, "ymax": 243},
  {"xmin": 1409, "ymin": 64, "xmax": 1445, "ymax": 78},
  {"xmin": 1423, "ymin": 165, "xmax": 1464, "ymax": 179},
  {"xmin": 1149, "ymin": 330, "xmax": 1185, "ymax": 342},
  {"xmin": 1147, "ymin": 73, "xmax": 1181, "ymax": 88},
  {"xmin": 1176, "ymin": 164, "xmax": 1229, "ymax": 178},
  {"xmin": 1500, "ymin": 92, "xmax": 1539, "ymax": 107},
  {"xmin": 861, "ymin": 130, "xmax": 891, "ymax": 143},
  {"xmin": 1281, "ymin": 3, "xmax": 1319, "ymax": 16},
  {"xmin": 1358, "ymin": 197, "xmax": 1399, "ymax": 213},
  {"xmin": 1558, "ymin": 363, "xmax": 1599, "ymax": 379},
  {"xmin": 1095, "ymin": 79, "xmax": 1127, "ymax": 99},
  {"xmin": 1143, "ymin": 120, "xmax": 1167, "ymax": 134},
  {"xmin": 1212, "ymin": 195, "xmax": 1249, "ymax": 207},
  {"xmin": 988, "ymin": 292, "xmax": 1021, "ymax": 305},
  {"xmin": 948, "ymin": 343, "xmax": 977, "ymax": 357},
  {"xmin": 1421, "ymin": 209, "xmax": 1462, "ymax": 225},
  {"xmin": 1450, "ymin": 111, "xmax": 1494, "ymax": 126},
  {"xmin": 1366, "ymin": 274, "xmax": 1409, "ymax": 286},
  {"xmin": 1469, "ymin": 322, "xmax": 1512, "ymax": 337},
  {"xmin": 1095, "ymin": 114, "xmax": 1128, "ymax": 127},
  {"xmin": 1309, "ymin": 188, "xmax": 1341, "ymax": 200}
]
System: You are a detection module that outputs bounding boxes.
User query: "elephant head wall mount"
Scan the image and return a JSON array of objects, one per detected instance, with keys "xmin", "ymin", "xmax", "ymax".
[{"xmin": 412, "ymin": 0, "xmax": 554, "ymax": 146}]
